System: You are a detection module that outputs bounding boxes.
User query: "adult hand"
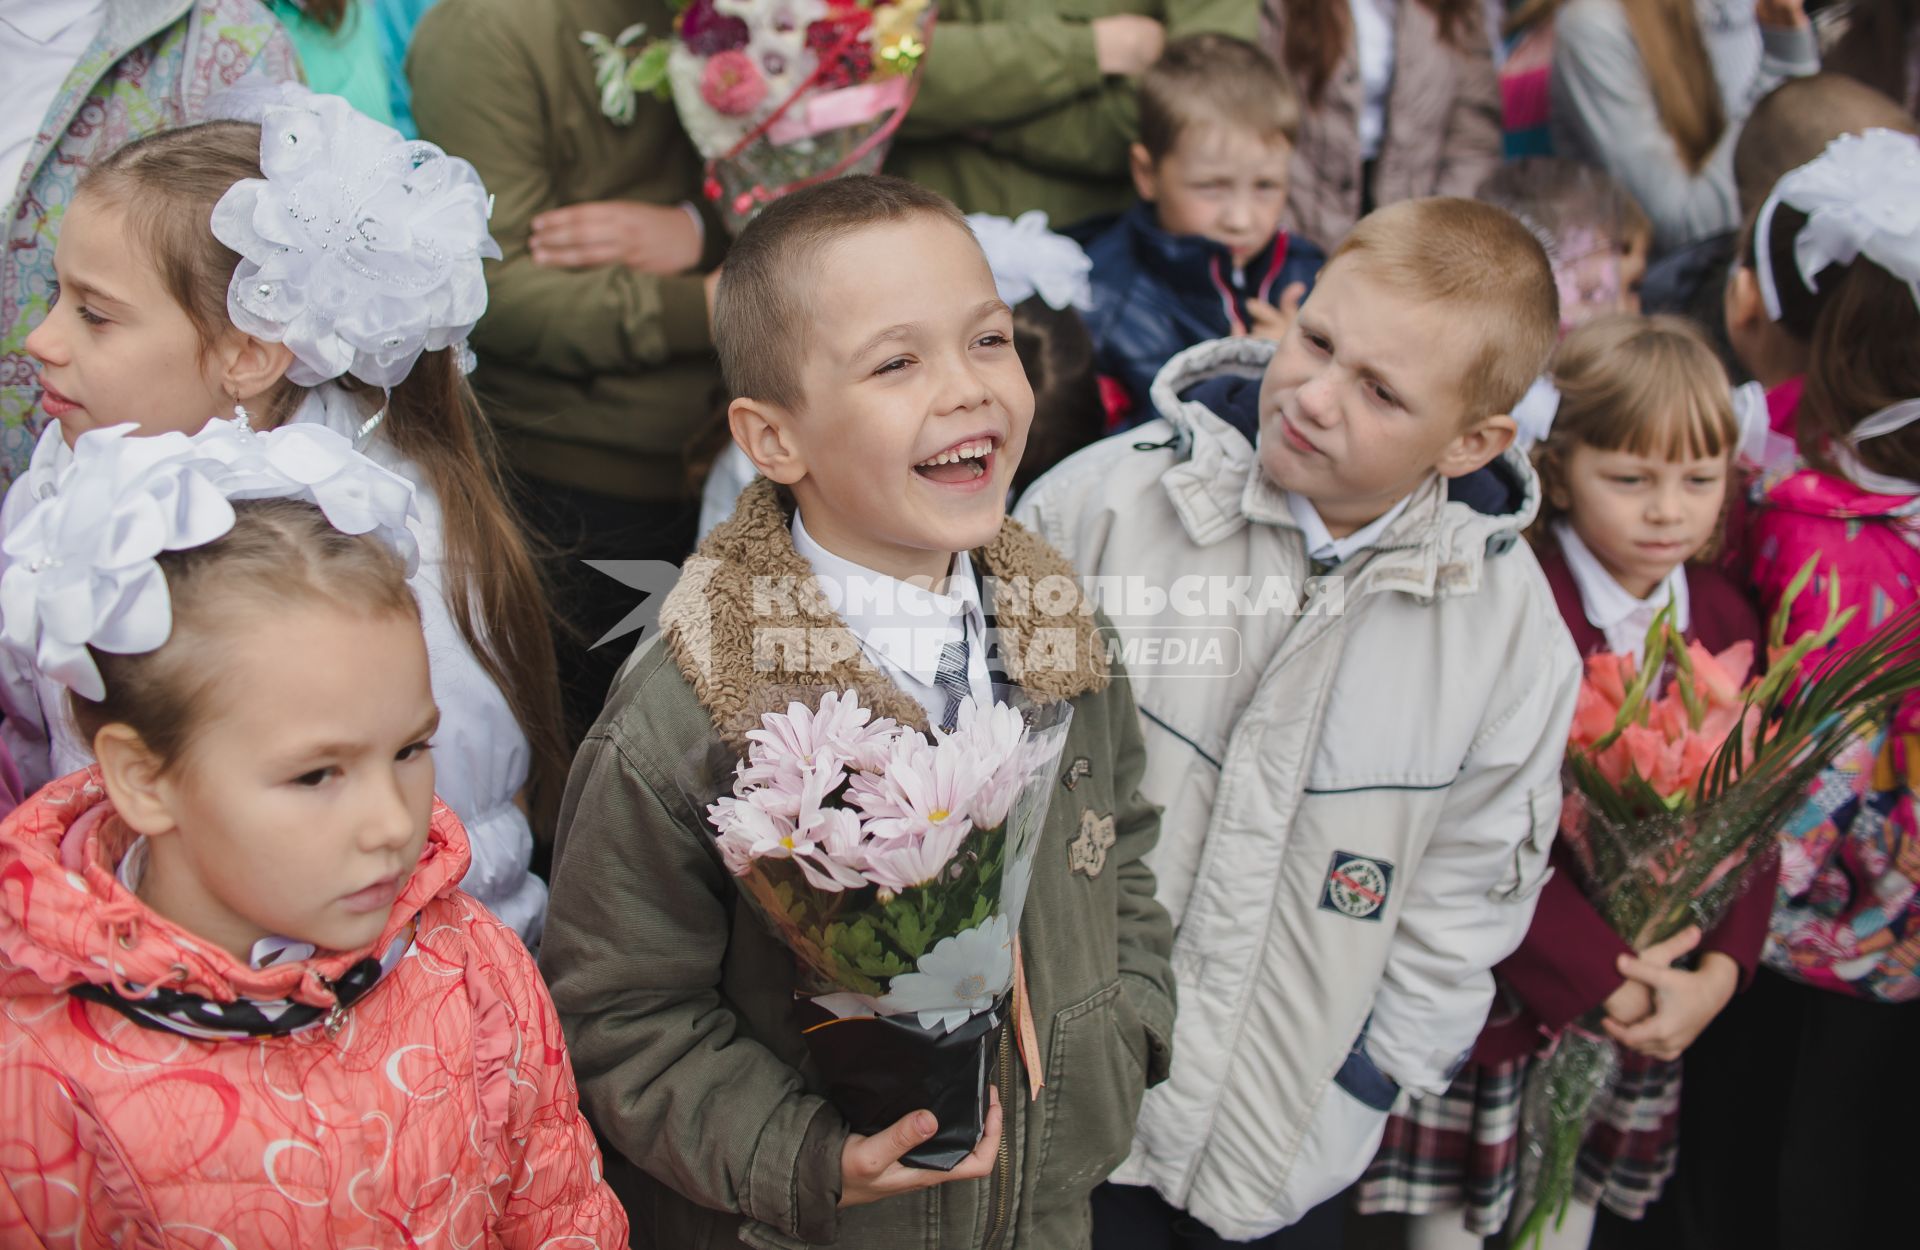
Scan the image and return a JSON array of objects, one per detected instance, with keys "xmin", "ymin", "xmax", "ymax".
[
  {"xmin": 839, "ymin": 1088, "xmax": 1002, "ymax": 1208},
  {"xmin": 529, "ymin": 201, "xmax": 703, "ymax": 273},
  {"xmin": 1753, "ymin": 0, "xmax": 1808, "ymax": 29},
  {"xmin": 1605, "ymin": 948, "xmax": 1740, "ymax": 1062},
  {"xmin": 1245, "ymin": 282, "xmax": 1307, "ymax": 343},
  {"xmin": 1092, "ymin": 15, "xmax": 1166, "ymax": 77}
]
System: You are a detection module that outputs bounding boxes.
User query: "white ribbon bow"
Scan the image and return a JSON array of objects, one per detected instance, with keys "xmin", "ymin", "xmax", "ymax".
[
  {"xmin": 0, "ymin": 420, "xmax": 418, "ymax": 701},
  {"xmin": 212, "ymin": 91, "xmax": 502, "ymax": 389},
  {"xmin": 966, "ymin": 211, "xmax": 1094, "ymax": 312}
]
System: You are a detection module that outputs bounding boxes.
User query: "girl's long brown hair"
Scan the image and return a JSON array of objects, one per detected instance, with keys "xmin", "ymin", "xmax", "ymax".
[
  {"xmin": 1617, "ymin": 0, "xmax": 1726, "ymax": 172},
  {"xmin": 1750, "ymin": 202, "xmax": 1920, "ymax": 485},
  {"xmin": 79, "ymin": 123, "xmax": 570, "ymax": 838},
  {"xmin": 1266, "ymin": 0, "xmax": 1479, "ymax": 104}
]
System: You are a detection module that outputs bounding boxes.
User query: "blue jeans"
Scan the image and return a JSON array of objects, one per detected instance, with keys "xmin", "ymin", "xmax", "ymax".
[{"xmin": 1091, "ymin": 1182, "xmax": 1347, "ymax": 1250}]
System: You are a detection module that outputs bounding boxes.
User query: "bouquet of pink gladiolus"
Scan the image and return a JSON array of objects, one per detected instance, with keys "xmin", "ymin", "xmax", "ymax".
[
  {"xmin": 1513, "ymin": 556, "xmax": 1920, "ymax": 1245},
  {"xmin": 705, "ymin": 689, "xmax": 1073, "ymax": 1169}
]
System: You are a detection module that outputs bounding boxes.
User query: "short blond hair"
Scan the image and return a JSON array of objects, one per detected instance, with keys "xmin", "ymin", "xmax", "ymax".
[
  {"xmin": 1331, "ymin": 198, "xmax": 1559, "ymax": 420},
  {"xmin": 1138, "ymin": 34, "xmax": 1300, "ymax": 161}
]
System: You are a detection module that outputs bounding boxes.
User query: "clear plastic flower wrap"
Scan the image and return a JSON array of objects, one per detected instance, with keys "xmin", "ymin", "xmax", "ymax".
[
  {"xmin": 689, "ymin": 688, "xmax": 1073, "ymax": 1169},
  {"xmin": 1509, "ymin": 571, "xmax": 1920, "ymax": 1245},
  {"xmin": 595, "ymin": 1, "xmax": 936, "ymax": 236}
]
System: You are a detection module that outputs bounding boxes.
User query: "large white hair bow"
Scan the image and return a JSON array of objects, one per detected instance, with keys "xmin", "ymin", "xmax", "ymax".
[
  {"xmin": 1755, "ymin": 127, "xmax": 1920, "ymax": 322},
  {"xmin": 212, "ymin": 91, "xmax": 502, "ymax": 389},
  {"xmin": 966, "ymin": 211, "xmax": 1094, "ymax": 312},
  {"xmin": 0, "ymin": 420, "xmax": 418, "ymax": 702}
]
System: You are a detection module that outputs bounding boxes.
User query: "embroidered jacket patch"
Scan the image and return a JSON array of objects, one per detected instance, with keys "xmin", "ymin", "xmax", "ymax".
[
  {"xmin": 1069, "ymin": 810, "xmax": 1117, "ymax": 877},
  {"xmin": 1319, "ymin": 850, "xmax": 1394, "ymax": 921}
]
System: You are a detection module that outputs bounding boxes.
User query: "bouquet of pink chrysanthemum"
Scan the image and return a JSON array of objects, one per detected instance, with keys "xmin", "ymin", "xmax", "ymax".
[{"xmin": 705, "ymin": 689, "xmax": 1072, "ymax": 1169}]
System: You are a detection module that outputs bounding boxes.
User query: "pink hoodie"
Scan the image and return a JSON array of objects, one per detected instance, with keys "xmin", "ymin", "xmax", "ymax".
[{"xmin": 0, "ymin": 770, "xmax": 627, "ymax": 1246}]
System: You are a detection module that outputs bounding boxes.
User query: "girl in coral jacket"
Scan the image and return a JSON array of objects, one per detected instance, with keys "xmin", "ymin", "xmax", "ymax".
[
  {"xmin": 0, "ymin": 422, "xmax": 624, "ymax": 1247},
  {"xmin": 1357, "ymin": 314, "xmax": 1776, "ymax": 1250},
  {"xmin": 1688, "ymin": 127, "xmax": 1920, "ymax": 1250},
  {"xmin": 2, "ymin": 87, "xmax": 564, "ymax": 945}
]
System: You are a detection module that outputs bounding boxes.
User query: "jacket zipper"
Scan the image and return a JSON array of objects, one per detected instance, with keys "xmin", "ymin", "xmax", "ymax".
[{"xmin": 984, "ymin": 1022, "xmax": 1016, "ymax": 1248}]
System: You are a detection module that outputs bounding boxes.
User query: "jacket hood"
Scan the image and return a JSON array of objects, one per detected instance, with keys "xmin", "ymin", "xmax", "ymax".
[
  {"xmin": 1764, "ymin": 466, "xmax": 1920, "ymax": 523},
  {"xmin": 1145, "ymin": 336, "xmax": 1542, "ymax": 599},
  {"xmin": 659, "ymin": 477, "xmax": 1110, "ymax": 754},
  {"xmin": 0, "ymin": 769, "xmax": 470, "ymax": 1010}
]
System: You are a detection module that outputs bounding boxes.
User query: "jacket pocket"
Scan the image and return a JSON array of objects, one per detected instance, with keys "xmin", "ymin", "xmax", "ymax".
[
  {"xmin": 1489, "ymin": 778, "xmax": 1560, "ymax": 902},
  {"xmin": 1033, "ymin": 982, "xmax": 1147, "ymax": 1195}
]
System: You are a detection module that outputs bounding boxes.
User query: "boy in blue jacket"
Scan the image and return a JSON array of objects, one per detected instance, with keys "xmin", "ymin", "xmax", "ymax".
[{"xmin": 1085, "ymin": 33, "xmax": 1324, "ymax": 427}]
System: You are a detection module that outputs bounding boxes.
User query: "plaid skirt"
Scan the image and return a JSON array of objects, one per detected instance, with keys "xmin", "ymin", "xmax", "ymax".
[{"xmin": 1355, "ymin": 1048, "xmax": 1682, "ymax": 1234}]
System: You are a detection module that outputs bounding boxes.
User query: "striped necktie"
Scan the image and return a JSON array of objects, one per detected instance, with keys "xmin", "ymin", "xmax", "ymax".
[{"xmin": 935, "ymin": 634, "xmax": 971, "ymax": 732}]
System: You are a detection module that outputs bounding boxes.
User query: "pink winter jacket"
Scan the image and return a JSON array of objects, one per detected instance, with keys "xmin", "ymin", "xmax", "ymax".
[
  {"xmin": 0, "ymin": 771, "xmax": 628, "ymax": 1247},
  {"xmin": 1748, "ymin": 466, "xmax": 1920, "ymax": 1000}
]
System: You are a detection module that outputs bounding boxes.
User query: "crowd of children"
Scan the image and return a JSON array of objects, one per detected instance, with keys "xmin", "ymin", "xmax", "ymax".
[{"xmin": 0, "ymin": 7, "xmax": 1915, "ymax": 1250}]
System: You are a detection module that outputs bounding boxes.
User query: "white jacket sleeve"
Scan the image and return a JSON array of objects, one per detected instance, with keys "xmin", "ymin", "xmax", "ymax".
[
  {"xmin": 1262, "ymin": 624, "xmax": 1579, "ymax": 1227},
  {"xmin": 1367, "ymin": 631, "xmax": 1579, "ymax": 1092}
]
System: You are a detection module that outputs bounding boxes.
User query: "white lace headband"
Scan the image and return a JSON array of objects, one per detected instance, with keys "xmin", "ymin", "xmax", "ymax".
[
  {"xmin": 1753, "ymin": 128, "xmax": 1920, "ymax": 324},
  {"xmin": 211, "ymin": 90, "xmax": 501, "ymax": 389},
  {"xmin": 966, "ymin": 211, "xmax": 1093, "ymax": 312},
  {"xmin": 0, "ymin": 420, "xmax": 417, "ymax": 702}
]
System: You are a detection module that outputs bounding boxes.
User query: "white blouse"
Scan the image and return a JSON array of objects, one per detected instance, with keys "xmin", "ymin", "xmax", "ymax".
[{"xmin": 0, "ymin": 389, "xmax": 546, "ymax": 943}]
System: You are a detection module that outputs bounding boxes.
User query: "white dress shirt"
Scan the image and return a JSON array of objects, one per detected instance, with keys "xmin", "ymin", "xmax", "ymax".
[
  {"xmin": 0, "ymin": 0, "xmax": 106, "ymax": 204},
  {"xmin": 1555, "ymin": 521, "xmax": 1690, "ymax": 660},
  {"xmin": 791, "ymin": 510, "xmax": 996, "ymax": 725},
  {"xmin": 1286, "ymin": 489, "xmax": 1415, "ymax": 566}
]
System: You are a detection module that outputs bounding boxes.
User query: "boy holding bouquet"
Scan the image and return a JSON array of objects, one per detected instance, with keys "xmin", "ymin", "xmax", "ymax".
[{"xmin": 540, "ymin": 175, "xmax": 1176, "ymax": 1250}]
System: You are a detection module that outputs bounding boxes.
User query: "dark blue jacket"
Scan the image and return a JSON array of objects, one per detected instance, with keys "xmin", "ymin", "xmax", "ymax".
[{"xmin": 1084, "ymin": 202, "xmax": 1325, "ymax": 428}]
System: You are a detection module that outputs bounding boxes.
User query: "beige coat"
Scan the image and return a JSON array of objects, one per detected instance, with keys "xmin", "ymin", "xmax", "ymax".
[
  {"xmin": 1260, "ymin": 0, "xmax": 1503, "ymax": 248},
  {"xmin": 1016, "ymin": 337, "xmax": 1579, "ymax": 1238}
]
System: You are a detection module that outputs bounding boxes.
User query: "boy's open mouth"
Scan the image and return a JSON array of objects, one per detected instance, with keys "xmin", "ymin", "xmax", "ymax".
[{"xmin": 913, "ymin": 436, "xmax": 997, "ymax": 485}]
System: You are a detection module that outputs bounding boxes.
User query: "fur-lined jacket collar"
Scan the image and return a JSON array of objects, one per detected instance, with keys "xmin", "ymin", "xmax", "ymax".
[{"xmin": 660, "ymin": 479, "xmax": 1110, "ymax": 752}]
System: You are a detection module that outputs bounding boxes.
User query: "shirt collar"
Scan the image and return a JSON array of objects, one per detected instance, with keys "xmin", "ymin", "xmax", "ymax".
[
  {"xmin": 1284, "ymin": 490, "xmax": 1415, "ymax": 565},
  {"xmin": 0, "ymin": 0, "xmax": 104, "ymax": 44},
  {"xmin": 791, "ymin": 509, "xmax": 986, "ymax": 686},
  {"xmin": 116, "ymin": 837, "xmax": 319, "ymax": 971},
  {"xmin": 1554, "ymin": 522, "xmax": 1691, "ymax": 660}
]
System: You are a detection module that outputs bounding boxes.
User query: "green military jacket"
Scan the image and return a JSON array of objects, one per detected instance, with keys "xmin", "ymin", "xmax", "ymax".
[
  {"xmin": 540, "ymin": 480, "xmax": 1177, "ymax": 1248},
  {"xmin": 410, "ymin": 0, "xmax": 727, "ymax": 501},
  {"xmin": 886, "ymin": 0, "xmax": 1260, "ymax": 226}
]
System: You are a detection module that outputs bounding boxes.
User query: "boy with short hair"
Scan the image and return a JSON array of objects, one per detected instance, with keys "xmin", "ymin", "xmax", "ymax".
[
  {"xmin": 540, "ymin": 174, "xmax": 1177, "ymax": 1250},
  {"xmin": 1085, "ymin": 33, "xmax": 1324, "ymax": 426},
  {"xmin": 1018, "ymin": 197, "xmax": 1581, "ymax": 1246}
]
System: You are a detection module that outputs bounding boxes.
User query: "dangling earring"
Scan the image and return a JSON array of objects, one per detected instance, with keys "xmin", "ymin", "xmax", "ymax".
[{"xmin": 232, "ymin": 401, "xmax": 254, "ymax": 431}]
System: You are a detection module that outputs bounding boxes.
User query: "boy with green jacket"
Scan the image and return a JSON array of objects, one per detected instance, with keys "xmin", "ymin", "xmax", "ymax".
[{"xmin": 540, "ymin": 175, "xmax": 1176, "ymax": 1249}]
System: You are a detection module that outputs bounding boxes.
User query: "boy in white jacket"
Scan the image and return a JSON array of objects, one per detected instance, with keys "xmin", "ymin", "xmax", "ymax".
[{"xmin": 1016, "ymin": 198, "xmax": 1581, "ymax": 1247}]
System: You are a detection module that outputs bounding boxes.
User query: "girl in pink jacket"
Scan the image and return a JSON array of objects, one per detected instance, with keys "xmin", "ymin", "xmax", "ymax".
[
  {"xmin": 0, "ymin": 422, "xmax": 624, "ymax": 1247},
  {"xmin": 1689, "ymin": 127, "xmax": 1920, "ymax": 1249}
]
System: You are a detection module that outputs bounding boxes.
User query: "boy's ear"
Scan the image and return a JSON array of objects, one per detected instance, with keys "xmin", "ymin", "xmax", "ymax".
[
  {"xmin": 729, "ymin": 396, "xmax": 807, "ymax": 486},
  {"xmin": 1128, "ymin": 143, "xmax": 1160, "ymax": 204},
  {"xmin": 1723, "ymin": 263, "xmax": 1768, "ymax": 343},
  {"xmin": 93, "ymin": 723, "xmax": 179, "ymax": 839},
  {"xmin": 1436, "ymin": 414, "xmax": 1517, "ymax": 479},
  {"xmin": 217, "ymin": 334, "xmax": 296, "ymax": 408}
]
